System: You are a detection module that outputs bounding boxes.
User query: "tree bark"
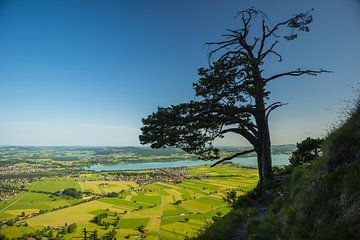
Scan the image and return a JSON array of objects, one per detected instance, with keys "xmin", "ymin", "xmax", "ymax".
[
  {"xmin": 255, "ymin": 109, "xmax": 273, "ymax": 190},
  {"xmin": 253, "ymin": 67, "xmax": 273, "ymax": 190}
]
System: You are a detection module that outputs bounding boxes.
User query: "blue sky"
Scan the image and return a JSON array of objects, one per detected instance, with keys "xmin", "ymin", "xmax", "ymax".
[{"xmin": 0, "ymin": 0, "xmax": 359, "ymax": 146}]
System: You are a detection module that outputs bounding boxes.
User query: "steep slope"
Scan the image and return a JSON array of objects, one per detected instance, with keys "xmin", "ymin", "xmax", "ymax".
[
  {"xmin": 250, "ymin": 104, "xmax": 360, "ymax": 239},
  {"xmin": 194, "ymin": 103, "xmax": 360, "ymax": 240}
]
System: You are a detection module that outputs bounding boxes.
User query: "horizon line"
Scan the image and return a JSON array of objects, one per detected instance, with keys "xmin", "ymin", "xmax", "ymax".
[{"xmin": 0, "ymin": 144, "xmax": 295, "ymax": 148}]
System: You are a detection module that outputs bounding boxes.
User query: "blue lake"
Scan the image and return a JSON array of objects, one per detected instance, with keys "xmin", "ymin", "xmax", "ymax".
[{"xmin": 85, "ymin": 154, "xmax": 290, "ymax": 171}]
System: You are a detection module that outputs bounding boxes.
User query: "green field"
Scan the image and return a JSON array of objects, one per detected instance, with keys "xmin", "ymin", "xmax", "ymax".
[
  {"xmin": 0, "ymin": 192, "xmax": 83, "ymax": 220},
  {"xmin": 25, "ymin": 180, "xmax": 81, "ymax": 193},
  {"xmin": 0, "ymin": 164, "xmax": 258, "ymax": 240},
  {"xmin": 78, "ymin": 181, "xmax": 137, "ymax": 194}
]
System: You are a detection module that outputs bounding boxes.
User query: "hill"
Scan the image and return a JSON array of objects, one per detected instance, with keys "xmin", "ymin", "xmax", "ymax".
[{"xmin": 193, "ymin": 101, "xmax": 360, "ymax": 239}]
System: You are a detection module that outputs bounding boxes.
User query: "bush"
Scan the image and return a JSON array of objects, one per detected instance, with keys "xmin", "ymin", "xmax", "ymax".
[
  {"xmin": 223, "ymin": 189, "xmax": 252, "ymax": 208},
  {"xmin": 91, "ymin": 213, "xmax": 108, "ymax": 225},
  {"xmin": 62, "ymin": 188, "xmax": 81, "ymax": 198}
]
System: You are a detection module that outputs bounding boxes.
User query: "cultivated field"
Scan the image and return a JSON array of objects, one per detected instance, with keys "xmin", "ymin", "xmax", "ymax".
[
  {"xmin": 78, "ymin": 181, "xmax": 137, "ymax": 194},
  {"xmin": 25, "ymin": 180, "xmax": 81, "ymax": 193},
  {"xmin": 0, "ymin": 164, "xmax": 258, "ymax": 240}
]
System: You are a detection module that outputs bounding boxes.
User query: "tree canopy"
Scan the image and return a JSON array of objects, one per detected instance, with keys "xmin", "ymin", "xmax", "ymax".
[{"xmin": 140, "ymin": 8, "xmax": 329, "ymax": 189}]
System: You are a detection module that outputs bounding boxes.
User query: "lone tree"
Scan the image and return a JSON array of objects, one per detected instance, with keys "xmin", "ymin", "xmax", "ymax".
[
  {"xmin": 290, "ymin": 137, "xmax": 323, "ymax": 166},
  {"xmin": 139, "ymin": 8, "xmax": 328, "ymax": 190}
]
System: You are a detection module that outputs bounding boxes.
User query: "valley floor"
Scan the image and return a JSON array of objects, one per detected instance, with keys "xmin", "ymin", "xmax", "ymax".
[{"xmin": 0, "ymin": 164, "xmax": 258, "ymax": 240}]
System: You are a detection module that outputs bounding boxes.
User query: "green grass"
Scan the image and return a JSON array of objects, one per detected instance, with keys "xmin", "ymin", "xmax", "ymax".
[
  {"xmin": 132, "ymin": 192, "xmax": 161, "ymax": 205},
  {"xmin": 118, "ymin": 218, "xmax": 149, "ymax": 228},
  {"xmin": 0, "ymin": 192, "xmax": 82, "ymax": 219},
  {"xmin": 98, "ymin": 198, "xmax": 142, "ymax": 209},
  {"xmin": 191, "ymin": 209, "xmax": 247, "ymax": 240},
  {"xmin": 0, "ymin": 226, "xmax": 36, "ymax": 238},
  {"xmin": 25, "ymin": 180, "xmax": 81, "ymax": 193}
]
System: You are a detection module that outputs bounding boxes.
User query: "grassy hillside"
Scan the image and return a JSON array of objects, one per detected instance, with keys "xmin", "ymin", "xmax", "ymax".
[{"xmin": 194, "ymin": 102, "xmax": 360, "ymax": 240}]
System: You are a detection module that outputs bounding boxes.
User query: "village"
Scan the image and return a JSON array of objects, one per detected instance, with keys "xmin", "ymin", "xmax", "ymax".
[
  {"xmin": 100, "ymin": 167, "xmax": 203, "ymax": 185},
  {"xmin": 0, "ymin": 165, "xmax": 46, "ymax": 176}
]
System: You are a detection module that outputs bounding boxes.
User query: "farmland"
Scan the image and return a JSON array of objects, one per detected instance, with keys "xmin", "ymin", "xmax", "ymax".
[{"xmin": 0, "ymin": 164, "xmax": 258, "ymax": 240}]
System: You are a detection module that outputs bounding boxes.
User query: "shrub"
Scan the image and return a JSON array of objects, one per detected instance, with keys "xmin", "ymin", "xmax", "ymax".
[
  {"xmin": 62, "ymin": 188, "xmax": 81, "ymax": 198},
  {"xmin": 192, "ymin": 209, "xmax": 246, "ymax": 240}
]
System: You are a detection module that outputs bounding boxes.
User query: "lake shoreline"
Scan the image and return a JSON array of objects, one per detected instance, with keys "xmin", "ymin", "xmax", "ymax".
[{"xmin": 85, "ymin": 154, "xmax": 290, "ymax": 171}]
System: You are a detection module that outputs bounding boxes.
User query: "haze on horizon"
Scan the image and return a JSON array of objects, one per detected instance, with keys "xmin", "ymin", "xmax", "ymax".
[{"xmin": 0, "ymin": 0, "xmax": 359, "ymax": 147}]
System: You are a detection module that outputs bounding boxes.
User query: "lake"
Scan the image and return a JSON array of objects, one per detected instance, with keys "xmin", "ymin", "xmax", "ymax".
[{"xmin": 85, "ymin": 154, "xmax": 290, "ymax": 171}]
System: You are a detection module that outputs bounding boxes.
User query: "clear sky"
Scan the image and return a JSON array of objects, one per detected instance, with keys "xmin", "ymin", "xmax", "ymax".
[{"xmin": 0, "ymin": 0, "xmax": 359, "ymax": 146}]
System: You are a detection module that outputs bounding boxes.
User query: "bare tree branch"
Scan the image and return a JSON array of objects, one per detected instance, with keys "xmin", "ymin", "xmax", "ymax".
[
  {"xmin": 221, "ymin": 127, "xmax": 257, "ymax": 146},
  {"xmin": 259, "ymin": 40, "xmax": 281, "ymax": 62},
  {"xmin": 265, "ymin": 101, "xmax": 283, "ymax": 111},
  {"xmin": 210, "ymin": 149, "xmax": 256, "ymax": 167},
  {"xmin": 266, "ymin": 102, "xmax": 288, "ymax": 123},
  {"xmin": 266, "ymin": 69, "xmax": 332, "ymax": 82},
  {"xmin": 258, "ymin": 19, "xmax": 267, "ymax": 58}
]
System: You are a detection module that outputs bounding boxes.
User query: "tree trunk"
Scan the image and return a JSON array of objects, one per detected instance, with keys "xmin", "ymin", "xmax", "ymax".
[
  {"xmin": 253, "ymin": 67, "xmax": 273, "ymax": 190},
  {"xmin": 255, "ymin": 110, "xmax": 273, "ymax": 190},
  {"xmin": 261, "ymin": 122, "xmax": 273, "ymax": 188},
  {"xmin": 256, "ymin": 151, "xmax": 263, "ymax": 187}
]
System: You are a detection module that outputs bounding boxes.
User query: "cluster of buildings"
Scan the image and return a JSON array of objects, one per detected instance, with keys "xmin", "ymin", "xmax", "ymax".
[
  {"xmin": 0, "ymin": 165, "xmax": 45, "ymax": 175},
  {"xmin": 111, "ymin": 167, "xmax": 189, "ymax": 185},
  {"xmin": 0, "ymin": 178, "xmax": 31, "ymax": 201}
]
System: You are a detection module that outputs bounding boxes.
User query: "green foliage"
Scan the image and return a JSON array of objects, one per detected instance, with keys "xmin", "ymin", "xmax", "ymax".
[
  {"xmin": 105, "ymin": 192, "xmax": 118, "ymax": 197},
  {"xmin": 105, "ymin": 229, "xmax": 117, "ymax": 240},
  {"xmin": 66, "ymin": 223, "xmax": 77, "ymax": 233},
  {"xmin": 192, "ymin": 209, "xmax": 247, "ymax": 240},
  {"xmin": 91, "ymin": 213, "xmax": 108, "ymax": 225},
  {"xmin": 136, "ymin": 224, "xmax": 145, "ymax": 233},
  {"xmin": 223, "ymin": 189, "xmax": 252, "ymax": 208},
  {"xmin": 90, "ymin": 229, "xmax": 98, "ymax": 240},
  {"xmin": 289, "ymin": 137, "xmax": 323, "ymax": 166},
  {"xmin": 223, "ymin": 190, "xmax": 237, "ymax": 208},
  {"xmin": 62, "ymin": 188, "xmax": 81, "ymax": 198}
]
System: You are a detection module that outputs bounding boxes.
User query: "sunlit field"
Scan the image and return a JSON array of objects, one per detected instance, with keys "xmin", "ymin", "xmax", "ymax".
[{"xmin": 0, "ymin": 164, "xmax": 258, "ymax": 239}]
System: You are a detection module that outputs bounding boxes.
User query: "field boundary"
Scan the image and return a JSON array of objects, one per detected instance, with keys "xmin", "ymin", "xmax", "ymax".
[{"xmin": 0, "ymin": 192, "xmax": 29, "ymax": 213}]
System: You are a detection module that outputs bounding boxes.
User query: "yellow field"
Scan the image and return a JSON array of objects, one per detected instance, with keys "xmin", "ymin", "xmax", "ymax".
[
  {"xmin": 26, "ymin": 200, "xmax": 120, "ymax": 228},
  {"xmin": 78, "ymin": 181, "xmax": 137, "ymax": 194}
]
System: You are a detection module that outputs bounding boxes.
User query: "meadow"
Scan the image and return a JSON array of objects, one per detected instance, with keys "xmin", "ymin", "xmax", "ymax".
[{"xmin": 0, "ymin": 164, "xmax": 258, "ymax": 240}]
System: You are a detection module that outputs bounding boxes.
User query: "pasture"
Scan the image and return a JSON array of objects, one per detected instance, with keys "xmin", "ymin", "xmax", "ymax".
[{"xmin": 25, "ymin": 180, "xmax": 81, "ymax": 193}]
